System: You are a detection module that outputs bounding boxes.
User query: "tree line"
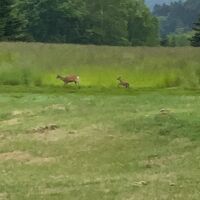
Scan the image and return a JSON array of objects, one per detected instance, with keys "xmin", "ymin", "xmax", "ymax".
[
  {"xmin": 1, "ymin": 0, "xmax": 200, "ymax": 46},
  {"xmin": 153, "ymin": 0, "xmax": 200, "ymax": 46},
  {"xmin": 0, "ymin": 0, "xmax": 159, "ymax": 46}
]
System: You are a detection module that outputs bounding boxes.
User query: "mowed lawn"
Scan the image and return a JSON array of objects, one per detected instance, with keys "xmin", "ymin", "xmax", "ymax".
[{"xmin": 0, "ymin": 88, "xmax": 200, "ymax": 200}]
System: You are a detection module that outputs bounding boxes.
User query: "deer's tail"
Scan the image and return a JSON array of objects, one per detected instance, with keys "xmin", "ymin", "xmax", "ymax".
[{"xmin": 76, "ymin": 76, "xmax": 80, "ymax": 84}]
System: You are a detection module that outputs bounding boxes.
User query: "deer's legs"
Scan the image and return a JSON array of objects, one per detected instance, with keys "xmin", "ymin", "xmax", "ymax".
[{"xmin": 64, "ymin": 82, "xmax": 68, "ymax": 86}]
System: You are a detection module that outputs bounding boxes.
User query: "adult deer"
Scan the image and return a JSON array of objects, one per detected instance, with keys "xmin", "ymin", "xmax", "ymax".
[
  {"xmin": 56, "ymin": 74, "xmax": 80, "ymax": 86},
  {"xmin": 117, "ymin": 76, "xmax": 130, "ymax": 88}
]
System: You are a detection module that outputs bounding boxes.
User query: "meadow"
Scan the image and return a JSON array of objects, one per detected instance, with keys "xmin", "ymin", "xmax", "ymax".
[
  {"xmin": 0, "ymin": 43, "xmax": 200, "ymax": 199},
  {"xmin": 0, "ymin": 42, "xmax": 200, "ymax": 88},
  {"xmin": 0, "ymin": 89, "xmax": 200, "ymax": 199}
]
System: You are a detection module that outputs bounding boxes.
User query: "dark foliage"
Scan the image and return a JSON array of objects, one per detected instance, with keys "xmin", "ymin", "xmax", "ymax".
[
  {"xmin": 153, "ymin": 0, "xmax": 200, "ymax": 37},
  {"xmin": 190, "ymin": 17, "xmax": 200, "ymax": 46},
  {"xmin": 0, "ymin": 0, "xmax": 159, "ymax": 46}
]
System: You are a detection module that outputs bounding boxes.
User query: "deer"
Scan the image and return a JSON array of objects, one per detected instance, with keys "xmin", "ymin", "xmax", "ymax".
[
  {"xmin": 56, "ymin": 74, "xmax": 80, "ymax": 86},
  {"xmin": 117, "ymin": 76, "xmax": 130, "ymax": 88}
]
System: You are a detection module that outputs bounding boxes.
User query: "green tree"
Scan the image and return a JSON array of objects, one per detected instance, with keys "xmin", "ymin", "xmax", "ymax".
[
  {"xmin": 0, "ymin": 0, "xmax": 25, "ymax": 40},
  {"xmin": 128, "ymin": 1, "xmax": 159, "ymax": 46},
  {"xmin": 83, "ymin": 0, "xmax": 129, "ymax": 45},
  {"xmin": 18, "ymin": 0, "xmax": 87, "ymax": 43},
  {"xmin": 2, "ymin": 0, "xmax": 159, "ymax": 46},
  {"xmin": 83, "ymin": 0, "xmax": 159, "ymax": 46},
  {"xmin": 190, "ymin": 17, "xmax": 200, "ymax": 47}
]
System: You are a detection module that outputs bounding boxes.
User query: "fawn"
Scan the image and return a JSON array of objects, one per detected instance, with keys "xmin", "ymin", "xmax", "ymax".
[{"xmin": 117, "ymin": 77, "xmax": 130, "ymax": 88}]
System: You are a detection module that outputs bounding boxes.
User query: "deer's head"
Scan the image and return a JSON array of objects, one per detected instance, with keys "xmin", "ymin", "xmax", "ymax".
[
  {"xmin": 117, "ymin": 76, "xmax": 122, "ymax": 81},
  {"xmin": 56, "ymin": 75, "xmax": 61, "ymax": 79}
]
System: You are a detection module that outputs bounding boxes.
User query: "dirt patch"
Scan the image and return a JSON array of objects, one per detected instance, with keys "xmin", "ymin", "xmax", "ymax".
[
  {"xmin": 0, "ymin": 151, "xmax": 55, "ymax": 165},
  {"xmin": 32, "ymin": 129, "xmax": 65, "ymax": 142},
  {"xmin": 0, "ymin": 193, "xmax": 8, "ymax": 200},
  {"xmin": 32, "ymin": 124, "xmax": 59, "ymax": 133},
  {"xmin": 27, "ymin": 157, "xmax": 55, "ymax": 165},
  {"xmin": 141, "ymin": 154, "xmax": 179, "ymax": 169},
  {"xmin": 81, "ymin": 123, "xmax": 112, "ymax": 134},
  {"xmin": 0, "ymin": 134, "xmax": 6, "ymax": 140},
  {"xmin": 1, "ymin": 118, "xmax": 19, "ymax": 126},
  {"xmin": 159, "ymin": 108, "xmax": 192, "ymax": 115},
  {"xmin": 135, "ymin": 172, "xmax": 177, "ymax": 184},
  {"xmin": 12, "ymin": 110, "xmax": 23, "ymax": 116},
  {"xmin": 30, "ymin": 125, "xmax": 70, "ymax": 142},
  {"xmin": 12, "ymin": 110, "xmax": 33, "ymax": 116},
  {"xmin": 44, "ymin": 104, "xmax": 66, "ymax": 111},
  {"xmin": 169, "ymin": 137, "xmax": 193, "ymax": 148},
  {"xmin": 27, "ymin": 123, "xmax": 75, "ymax": 142},
  {"xmin": 0, "ymin": 151, "xmax": 31, "ymax": 161}
]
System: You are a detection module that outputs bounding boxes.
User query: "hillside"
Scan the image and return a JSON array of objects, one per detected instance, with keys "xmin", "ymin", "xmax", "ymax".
[
  {"xmin": 145, "ymin": 0, "xmax": 185, "ymax": 9},
  {"xmin": 153, "ymin": 0, "xmax": 200, "ymax": 38}
]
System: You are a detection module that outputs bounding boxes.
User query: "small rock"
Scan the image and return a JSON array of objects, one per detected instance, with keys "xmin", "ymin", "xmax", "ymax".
[
  {"xmin": 140, "ymin": 181, "xmax": 148, "ymax": 185},
  {"xmin": 169, "ymin": 182, "xmax": 176, "ymax": 186},
  {"xmin": 133, "ymin": 181, "xmax": 148, "ymax": 186},
  {"xmin": 47, "ymin": 124, "xmax": 59, "ymax": 130},
  {"xmin": 68, "ymin": 130, "xmax": 77, "ymax": 134},
  {"xmin": 32, "ymin": 124, "xmax": 59, "ymax": 133},
  {"xmin": 160, "ymin": 108, "xmax": 171, "ymax": 115}
]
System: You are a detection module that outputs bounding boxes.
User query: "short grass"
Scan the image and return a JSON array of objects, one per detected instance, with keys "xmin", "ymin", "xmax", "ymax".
[
  {"xmin": 0, "ymin": 87, "xmax": 200, "ymax": 199},
  {"xmin": 0, "ymin": 42, "xmax": 200, "ymax": 88}
]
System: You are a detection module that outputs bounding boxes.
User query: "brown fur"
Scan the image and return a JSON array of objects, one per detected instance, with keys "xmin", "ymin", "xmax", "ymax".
[
  {"xmin": 117, "ymin": 77, "xmax": 129, "ymax": 88},
  {"xmin": 56, "ymin": 75, "xmax": 80, "ymax": 85}
]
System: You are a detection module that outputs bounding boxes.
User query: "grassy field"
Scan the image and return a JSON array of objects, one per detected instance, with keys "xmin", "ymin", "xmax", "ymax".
[
  {"xmin": 0, "ymin": 42, "xmax": 200, "ymax": 88},
  {"xmin": 0, "ymin": 87, "xmax": 200, "ymax": 199},
  {"xmin": 0, "ymin": 43, "xmax": 200, "ymax": 199}
]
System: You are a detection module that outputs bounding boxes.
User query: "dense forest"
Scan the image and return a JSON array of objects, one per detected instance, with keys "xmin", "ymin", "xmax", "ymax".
[
  {"xmin": 153, "ymin": 0, "xmax": 200, "ymax": 46},
  {"xmin": 0, "ymin": 0, "xmax": 200, "ymax": 46},
  {"xmin": 0, "ymin": 0, "xmax": 159, "ymax": 46}
]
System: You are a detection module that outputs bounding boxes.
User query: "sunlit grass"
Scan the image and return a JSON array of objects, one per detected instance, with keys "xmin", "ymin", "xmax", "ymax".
[{"xmin": 0, "ymin": 42, "xmax": 200, "ymax": 88}]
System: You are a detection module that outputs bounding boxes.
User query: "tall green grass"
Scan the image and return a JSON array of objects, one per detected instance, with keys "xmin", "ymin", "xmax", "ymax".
[{"xmin": 0, "ymin": 42, "xmax": 200, "ymax": 88}]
